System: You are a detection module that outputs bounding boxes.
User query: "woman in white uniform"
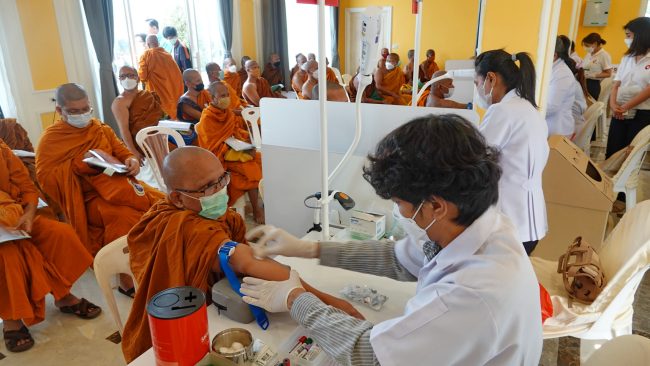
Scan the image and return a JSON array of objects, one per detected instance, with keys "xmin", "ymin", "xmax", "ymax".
[
  {"xmin": 581, "ymin": 32, "xmax": 613, "ymax": 100},
  {"xmin": 474, "ymin": 49, "xmax": 549, "ymax": 255},
  {"xmin": 241, "ymin": 115, "xmax": 543, "ymax": 366},
  {"xmin": 606, "ymin": 17, "xmax": 650, "ymax": 158},
  {"xmin": 547, "ymin": 37, "xmax": 579, "ymax": 137}
]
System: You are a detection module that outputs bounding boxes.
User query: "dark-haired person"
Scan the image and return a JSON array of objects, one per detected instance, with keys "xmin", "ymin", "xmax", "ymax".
[
  {"xmin": 474, "ymin": 49, "xmax": 549, "ymax": 255},
  {"xmin": 241, "ymin": 114, "xmax": 543, "ymax": 366},
  {"xmin": 581, "ymin": 32, "xmax": 613, "ymax": 100},
  {"xmin": 546, "ymin": 37, "xmax": 579, "ymax": 137},
  {"xmin": 606, "ymin": 17, "xmax": 650, "ymax": 158},
  {"xmin": 162, "ymin": 26, "xmax": 192, "ymax": 73},
  {"xmin": 145, "ymin": 18, "xmax": 172, "ymax": 53},
  {"xmin": 557, "ymin": 36, "xmax": 590, "ymax": 136},
  {"xmin": 569, "ymin": 40, "xmax": 582, "ymax": 67}
]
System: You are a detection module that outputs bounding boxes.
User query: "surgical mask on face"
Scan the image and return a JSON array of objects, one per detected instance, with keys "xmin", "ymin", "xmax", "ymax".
[
  {"xmin": 65, "ymin": 110, "xmax": 93, "ymax": 128},
  {"xmin": 584, "ymin": 46, "xmax": 594, "ymax": 54},
  {"xmin": 475, "ymin": 79, "xmax": 493, "ymax": 109},
  {"xmin": 215, "ymin": 96, "xmax": 231, "ymax": 110},
  {"xmin": 385, "ymin": 62, "xmax": 395, "ymax": 70},
  {"xmin": 120, "ymin": 77, "xmax": 138, "ymax": 90},
  {"xmin": 228, "ymin": 65, "xmax": 237, "ymax": 73},
  {"xmin": 443, "ymin": 87, "xmax": 455, "ymax": 99},
  {"xmin": 393, "ymin": 202, "xmax": 436, "ymax": 246},
  {"xmin": 181, "ymin": 187, "xmax": 229, "ymax": 220},
  {"xmin": 194, "ymin": 83, "xmax": 205, "ymax": 92},
  {"xmin": 312, "ymin": 71, "xmax": 319, "ymax": 79},
  {"xmin": 169, "ymin": 37, "xmax": 178, "ymax": 45},
  {"xmin": 273, "ymin": 61, "xmax": 281, "ymax": 68},
  {"xmin": 624, "ymin": 38, "xmax": 633, "ymax": 48}
]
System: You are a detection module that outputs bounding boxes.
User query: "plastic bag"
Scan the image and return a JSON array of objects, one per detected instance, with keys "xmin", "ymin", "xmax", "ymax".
[
  {"xmin": 340, "ymin": 284, "xmax": 388, "ymax": 311},
  {"xmin": 539, "ymin": 283, "xmax": 553, "ymax": 324}
]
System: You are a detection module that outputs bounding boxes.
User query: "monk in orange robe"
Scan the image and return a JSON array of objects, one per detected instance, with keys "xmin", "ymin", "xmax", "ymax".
[
  {"xmin": 178, "ymin": 69, "xmax": 245, "ymax": 125},
  {"xmin": 415, "ymin": 71, "xmax": 469, "ymax": 109},
  {"xmin": 292, "ymin": 65, "xmax": 309, "ymax": 99},
  {"xmin": 196, "ymin": 81, "xmax": 264, "ymax": 223},
  {"xmin": 138, "ymin": 35, "xmax": 183, "ymax": 119},
  {"xmin": 238, "ymin": 55, "xmax": 251, "ymax": 90},
  {"xmin": 290, "ymin": 53, "xmax": 306, "ymax": 81},
  {"xmin": 112, "ymin": 66, "xmax": 164, "ymax": 161},
  {"xmin": 262, "ymin": 53, "xmax": 284, "ymax": 87},
  {"xmin": 223, "ymin": 57, "xmax": 243, "ymax": 97},
  {"xmin": 418, "ymin": 49, "xmax": 440, "ymax": 83},
  {"xmin": 36, "ymin": 83, "xmax": 165, "ymax": 294},
  {"xmin": 242, "ymin": 60, "xmax": 285, "ymax": 107},
  {"xmin": 374, "ymin": 54, "xmax": 406, "ymax": 105},
  {"xmin": 0, "ymin": 139, "xmax": 101, "ymax": 353},
  {"xmin": 325, "ymin": 58, "xmax": 338, "ymax": 83},
  {"xmin": 301, "ymin": 60, "xmax": 319, "ymax": 100},
  {"xmin": 404, "ymin": 49, "xmax": 415, "ymax": 86},
  {"xmin": 348, "ymin": 72, "xmax": 386, "ymax": 104},
  {"xmin": 121, "ymin": 146, "xmax": 362, "ymax": 362}
]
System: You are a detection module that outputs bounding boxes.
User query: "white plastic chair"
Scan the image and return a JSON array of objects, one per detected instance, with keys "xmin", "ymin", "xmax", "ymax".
[
  {"xmin": 241, "ymin": 107, "xmax": 262, "ymax": 149},
  {"xmin": 135, "ymin": 126, "xmax": 186, "ymax": 193},
  {"xmin": 531, "ymin": 201, "xmax": 650, "ymax": 362},
  {"xmin": 93, "ymin": 236, "xmax": 135, "ymax": 333},
  {"xmin": 573, "ymin": 102, "xmax": 604, "ymax": 154},
  {"xmin": 610, "ymin": 125, "xmax": 650, "ymax": 210},
  {"xmin": 596, "ymin": 77, "xmax": 614, "ymax": 141},
  {"xmin": 583, "ymin": 335, "xmax": 650, "ymax": 366},
  {"xmin": 330, "ymin": 67, "xmax": 344, "ymax": 85},
  {"xmin": 342, "ymin": 74, "xmax": 352, "ymax": 87}
]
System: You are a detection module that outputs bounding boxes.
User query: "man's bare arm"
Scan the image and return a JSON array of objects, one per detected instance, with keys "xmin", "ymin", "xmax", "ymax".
[
  {"xmin": 243, "ymin": 83, "xmax": 261, "ymax": 106},
  {"xmin": 111, "ymin": 97, "xmax": 143, "ymax": 161}
]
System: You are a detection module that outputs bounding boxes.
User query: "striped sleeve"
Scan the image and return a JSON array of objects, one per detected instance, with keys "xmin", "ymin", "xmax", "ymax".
[
  {"xmin": 319, "ymin": 240, "xmax": 417, "ymax": 282},
  {"xmin": 291, "ymin": 292, "xmax": 380, "ymax": 366}
]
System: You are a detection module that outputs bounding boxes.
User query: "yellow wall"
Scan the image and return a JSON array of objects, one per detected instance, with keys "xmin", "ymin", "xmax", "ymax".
[
  {"xmin": 338, "ymin": 0, "xmax": 479, "ymax": 74},
  {"xmin": 240, "ymin": 0, "xmax": 258, "ymax": 61},
  {"xmin": 40, "ymin": 112, "xmax": 58, "ymax": 131},
  {"xmin": 16, "ymin": 0, "xmax": 68, "ymax": 91},
  {"xmin": 575, "ymin": 0, "xmax": 642, "ymax": 63},
  {"xmin": 557, "ymin": 0, "xmax": 574, "ymax": 36}
]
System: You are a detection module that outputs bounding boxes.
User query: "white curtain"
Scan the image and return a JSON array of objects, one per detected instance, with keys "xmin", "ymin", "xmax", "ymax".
[{"xmin": 0, "ymin": 31, "xmax": 17, "ymax": 118}]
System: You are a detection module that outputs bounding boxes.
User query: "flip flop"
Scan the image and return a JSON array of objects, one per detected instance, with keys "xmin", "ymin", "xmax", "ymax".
[
  {"xmin": 3, "ymin": 326, "xmax": 35, "ymax": 353},
  {"xmin": 118, "ymin": 286, "xmax": 136, "ymax": 299},
  {"xmin": 59, "ymin": 298, "xmax": 102, "ymax": 319}
]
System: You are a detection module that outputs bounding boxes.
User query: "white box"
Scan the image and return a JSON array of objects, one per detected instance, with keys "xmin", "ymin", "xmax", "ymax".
[{"xmin": 349, "ymin": 210, "xmax": 386, "ymax": 240}]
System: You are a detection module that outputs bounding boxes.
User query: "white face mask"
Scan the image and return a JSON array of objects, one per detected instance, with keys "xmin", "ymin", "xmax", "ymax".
[
  {"xmin": 312, "ymin": 71, "xmax": 319, "ymax": 79},
  {"xmin": 385, "ymin": 62, "xmax": 395, "ymax": 71},
  {"xmin": 65, "ymin": 109, "xmax": 93, "ymax": 128},
  {"xmin": 443, "ymin": 87, "xmax": 455, "ymax": 99},
  {"xmin": 228, "ymin": 65, "xmax": 237, "ymax": 73},
  {"xmin": 584, "ymin": 46, "xmax": 594, "ymax": 54},
  {"xmin": 624, "ymin": 38, "xmax": 633, "ymax": 48},
  {"xmin": 475, "ymin": 78, "xmax": 493, "ymax": 109},
  {"xmin": 120, "ymin": 77, "xmax": 138, "ymax": 90},
  {"xmin": 169, "ymin": 37, "xmax": 178, "ymax": 45},
  {"xmin": 393, "ymin": 202, "xmax": 436, "ymax": 246}
]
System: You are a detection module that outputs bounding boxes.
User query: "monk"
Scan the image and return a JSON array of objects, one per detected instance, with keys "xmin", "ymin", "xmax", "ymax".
[
  {"xmin": 238, "ymin": 55, "xmax": 251, "ymax": 88},
  {"xmin": 348, "ymin": 70, "xmax": 386, "ymax": 104},
  {"xmin": 307, "ymin": 53, "xmax": 316, "ymax": 62},
  {"xmin": 404, "ymin": 49, "xmax": 415, "ymax": 86},
  {"xmin": 312, "ymin": 82, "xmax": 348, "ymax": 102},
  {"xmin": 196, "ymin": 81, "xmax": 264, "ymax": 223},
  {"xmin": 261, "ymin": 53, "xmax": 284, "ymax": 87},
  {"xmin": 223, "ymin": 57, "xmax": 242, "ymax": 97},
  {"xmin": 112, "ymin": 65, "xmax": 164, "ymax": 162},
  {"xmin": 301, "ymin": 60, "xmax": 319, "ymax": 100},
  {"xmin": 120, "ymin": 146, "xmax": 362, "ymax": 362},
  {"xmin": 419, "ymin": 48, "xmax": 440, "ymax": 83},
  {"xmin": 417, "ymin": 70, "xmax": 469, "ymax": 109},
  {"xmin": 1, "ymin": 139, "xmax": 101, "ymax": 353},
  {"xmin": 291, "ymin": 59, "xmax": 309, "ymax": 98},
  {"xmin": 374, "ymin": 54, "xmax": 406, "ymax": 105},
  {"xmin": 325, "ymin": 58, "xmax": 339, "ymax": 83},
  {"xmin": 177, "ymin": 69, "xmax": 212, "ymax": 125},
  {"xmin": 36, "ymin": 83, "xmax": 165, "ymax": 295},
  {"xmin": 290, "ymin": 53, "xmax": 306, "ymax": 81},
  {"xmin": 138, "ymin": 35, "xmax": 184, "ymax": 119},
  {"xmin": 242, "ymin": 60, "xmax": 284, "ymax": 107},
  {"xmin": 206, "ymin": 62, "xmax": 222, "ymax": 84}
]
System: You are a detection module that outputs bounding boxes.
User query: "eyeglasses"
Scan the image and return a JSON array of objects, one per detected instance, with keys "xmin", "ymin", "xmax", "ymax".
[
  {"xmin": 175, "ymin": 172, "xmax": 230, "ymax": 197},
  {"xmin": 118, "ymin": 73, "xmax": 138, "ymax": 80}
]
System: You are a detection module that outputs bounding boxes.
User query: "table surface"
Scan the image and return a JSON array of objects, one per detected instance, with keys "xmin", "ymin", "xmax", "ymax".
[{"xmin": 129, "ymin": 239, "xmax": 416, "ymax": 365}]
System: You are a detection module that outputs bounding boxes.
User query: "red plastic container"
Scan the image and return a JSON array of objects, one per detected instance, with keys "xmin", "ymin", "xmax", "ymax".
[{"xmin": 147, "ymin": 286, "xmax": 209, "ymax": 366}]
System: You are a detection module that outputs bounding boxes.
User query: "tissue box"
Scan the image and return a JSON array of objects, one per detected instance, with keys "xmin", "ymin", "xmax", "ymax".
[{"xmin": 349, "ymin": 210, "xmax": 385, "ymax": 240}]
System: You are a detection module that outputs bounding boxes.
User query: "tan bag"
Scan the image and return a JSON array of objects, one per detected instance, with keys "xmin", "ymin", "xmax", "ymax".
[{"xmin": 557, "ymin": 237, "xmax": 607, "ymax": 305}]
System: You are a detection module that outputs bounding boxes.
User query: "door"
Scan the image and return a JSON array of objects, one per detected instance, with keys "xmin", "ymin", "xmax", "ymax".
[{"xmin": 345, "ymin": 7, "xmax": 392, "ymax": 75}]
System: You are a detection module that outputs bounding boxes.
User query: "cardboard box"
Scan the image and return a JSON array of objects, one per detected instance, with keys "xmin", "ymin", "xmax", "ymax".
[{"xmin": 349, "ymin": 210, "xmax": 385, "ymax": 240}]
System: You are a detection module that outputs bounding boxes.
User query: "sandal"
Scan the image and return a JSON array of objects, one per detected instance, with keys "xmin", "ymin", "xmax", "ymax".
[
  {"xmin": 3, "ymin": 326, "xmax": 35, "ymax": 353},
  {"xmin": 118, "ymin": 286, "xmax": 136, "ymax": 299},
  {"xmin": 59, "ymin": 298, "xmax": 102, "ymax": 319}
]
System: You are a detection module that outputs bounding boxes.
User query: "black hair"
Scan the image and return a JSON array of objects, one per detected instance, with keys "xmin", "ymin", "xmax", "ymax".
[
  {"xmin": 146, "ymin": 18, "xmax": 159, "ymax": 29},
  {"xmin": 556, "ymin": 35, "xmax": 577, "ymax": 74},
  {"xmin": 363, "ymin": 114, "xmax": 501, "ymax": 227},
  {"xmin": 475, "ymin": 49, "xmax": 538, "ymax": 108},
  {"xmin": 582, "ymin": 32, "xmax": 606, "ymax": 46},
  {"xmin": 624, "ymin": 17, "xmax": 650, "ymax": 56},
  {"xmin": 571, "ymin": 40, "xmax": 576, "ymax": 52},
  {"xmin": 162, "ymin": 26, "xmax": 177, "ymax": 38},
  {"xmin": 134, "ymin": 33, "xmax": 146, "ymax": 43}
]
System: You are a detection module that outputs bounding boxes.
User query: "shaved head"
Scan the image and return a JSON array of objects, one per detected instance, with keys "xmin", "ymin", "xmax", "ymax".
[
  {"xmin": 207, "ymin": 81, "xmax": 229, "ymax": 98},
  {"xmin": 206, "ymin": 62, "xmax": 221, "ymax": 74},
  {"xmin": 146, "ymin": 34, "xmax": 159, "ymax": 48},
  {"xmin": 301, "ymin": 60, "xmax": 318, "ymax": 73},
  {"xmin": 269, "ymin": 53, "xmax": 280, "ymax": 62},
  {"xmin": 297, "ymin": 54, "xmax": 307, "ymax": 65},
  {"xmin": 312, "ymin": 82, "xmax": 348, "ymax": 102},
  {"xmin": 388, "ymin": 53, "xmax": 400, "ymax": 63},
  {"xmin": 55, "ymin": 83, "xmax": 88, "ymax": 107},
  {"xmin": 224, "ymin": 57, "xmax": 236, "ymax": 68},
  {"xmin": 162, "ymin": 146, "xmax": 225, "ymax": 194},
  {"xmin": 241, "ymin": 56, "xmax": 251, "ymax": 68},
  {"xmin": 307, "ymin": 53, "xmax": 316, "ymax": 61},
  {"xmin": 119, "ymin": 65, "xmax": 137, "ymax": 75},
  {"xmin": 426, "ymin": 49, "xmax": 435, "ymax": 58},
  {"xmin": 245, "ymin": 60, "xmax": 259, "ymax": 71},
  {"xmin": 182, "ymin": 68, "xmax": 200, "ymax": 83}
]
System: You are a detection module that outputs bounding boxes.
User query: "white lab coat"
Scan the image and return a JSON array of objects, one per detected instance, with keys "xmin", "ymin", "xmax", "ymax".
[
  {"xmin": 370, "ymin": 207, "xmax": 543, "ymax": 365},
  {"xmin": 572, "ymin": 81, "xmax": 588, "ymax": 135},
  {"xmin": 546, "ymin": 59, "xmax": 578, "ymax": 136},
  {"xmin": 479, "ymin": 90, "xmax": 549, "ymax": 242}
]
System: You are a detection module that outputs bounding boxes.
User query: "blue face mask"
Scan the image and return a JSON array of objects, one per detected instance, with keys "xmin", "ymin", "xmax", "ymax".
[{"xmin": 180, "ymin": 187, "xmax": 229, "ymax": 220}]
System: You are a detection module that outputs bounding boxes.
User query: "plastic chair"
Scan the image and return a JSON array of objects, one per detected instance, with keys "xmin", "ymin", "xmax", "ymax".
[
  {"xmin": 583, "ymin": 335, "xmax": 650, "ymax": 366},
  {"xmin": 93, "ymin": 236, "xmax": 135, "ymax": 333},
  {"xmin": 135, "ymin": 126, "xmax": 186, "ymax": 193},
  {"xmin": 531, "ymin": 201, "xmax": 650, "ymax": 361},
  {"xmin": 573, "ymin": 102, "xmax": 604, "ymax": 154},
  {"xmin": 241, "ymin": 107, "xmax": 262, "ymax": 149},
  {"xmin": 330, "ymin": 67, "xmax": 344, "ymax": 85},
  {"xmin": 596, "ymin": 78, "xmax": 614, "ymax": 141},
  {"xmin": 610, "ymin": 125, "xmax": 650, "ymax": 210},
  {"xmin": 342, "ymin": 74, "xmax": 352, "ymax": 87}
]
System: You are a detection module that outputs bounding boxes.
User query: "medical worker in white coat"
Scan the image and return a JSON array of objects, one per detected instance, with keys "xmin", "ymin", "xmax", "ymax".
[
  {"xmin": 474, "ymin": 49, "xmax": 549, "ymax": 255},
  {"xmin": 240, "ymin": 115, "xmax": 543, "ymax": 366},
  {"xmin": 547, "ymin": 37, "xmax": 579, "ymax": 137}
]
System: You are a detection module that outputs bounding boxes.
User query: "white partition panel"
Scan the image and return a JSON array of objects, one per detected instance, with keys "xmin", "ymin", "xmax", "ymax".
[
  {"xmin": 260, "ymin": 99, "xmax": 479, "ymax": 237},
  {"xmin": 444, "ymin": 59, "xmax": 476, "ymax": 104}
]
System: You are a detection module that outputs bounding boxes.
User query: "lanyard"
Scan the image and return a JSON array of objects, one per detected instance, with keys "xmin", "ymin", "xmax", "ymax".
[{"xmin": 218, "ymin": 241, "xmax": 269, "ymax": 330}]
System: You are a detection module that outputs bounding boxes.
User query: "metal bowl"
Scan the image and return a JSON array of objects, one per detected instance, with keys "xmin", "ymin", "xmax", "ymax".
[{"xmin": 212, "ymin": 328, "xmax": 254, "ymax": 365}]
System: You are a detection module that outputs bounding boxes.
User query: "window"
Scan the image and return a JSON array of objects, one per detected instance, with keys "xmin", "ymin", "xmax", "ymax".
[
  {"xmin": 285, "ymin": 1, "xmax": 333, "ymax": 66},
  {"xmin": 646, "ymin": 0, "xmax": 650, "ymax": 17}
]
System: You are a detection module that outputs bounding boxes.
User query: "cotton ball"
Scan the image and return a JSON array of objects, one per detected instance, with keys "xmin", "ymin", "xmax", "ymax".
[{"xmin": 231, "ymin": 342, "xmax": 244, "ymax": 351}]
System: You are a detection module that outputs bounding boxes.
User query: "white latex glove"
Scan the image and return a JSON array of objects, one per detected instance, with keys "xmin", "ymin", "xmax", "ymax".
[
  {"xmin": 240, "ymin": 270, "xmax": 304, "ymax": 312},
  {"xmin": 246, "ymin": 225, "xmax": 318, "ymax": 258}
]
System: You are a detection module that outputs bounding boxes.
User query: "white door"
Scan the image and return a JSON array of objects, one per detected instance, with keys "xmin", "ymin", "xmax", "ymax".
[{"xmin": 345, "ymin": 7, "xmax": 392, "ymax": 75}]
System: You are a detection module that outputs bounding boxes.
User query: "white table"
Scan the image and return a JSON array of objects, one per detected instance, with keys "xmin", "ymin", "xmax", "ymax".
[{"xmin": 129, "ymin": 254, "xmax": 416, "ymax": 365}]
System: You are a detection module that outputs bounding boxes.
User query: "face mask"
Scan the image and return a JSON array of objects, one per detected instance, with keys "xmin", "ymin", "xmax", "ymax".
[
  {"xmin": 120, "ymin": 78, "xmax": 138, "ymax": 90},
  {"xmin": 215, "ymin": 96, "xmax": 231, "ymax": 110},
  {"xmin": 443, "ymin": 87, "xmax": 455, "ymax": 99},
  {"xmin": 194, "ymin": 83, "xmax": 205, "ymax": 92},
  {"xmin": 228, "ymin": 65, "xmax": 237, "ymax": 73},
  {"xmin": 169, "ymin": 37, "xmax": 178, "ymax": 45},
  {"xmin": 65, "ymin": 110, "xmax": 93, "ymax": 128},
  {"xmin": 219, "ymin": 71, "xmax": 224, "ymax": 79},
  {"xmin": 312, "ymin": 71, "xmax": 319, "ymax": 79},
  {"xmin": 393, "ymin": 202, "xmax": 436, "ymax": 246},
  {"xmin": 181, "ymin": 187, "xmax": 229, "ymax": 220},
  {"xmin": 475, "ymin": 78, "xmax": 493, "ymax": 109},
  {"xmin": 584, "ymin": 46, "xmax": 594, "ymax": 54},
  {"xmin": 385, "ymin": 62, "xmax": 395, "ymax": 70},
  {"xmin": 273, "ymin": 61, "xmax": 281, "ymax": 68},
  {"xmin": 624, "ymin": 38, "xmax": 633, "ymax": 48}
]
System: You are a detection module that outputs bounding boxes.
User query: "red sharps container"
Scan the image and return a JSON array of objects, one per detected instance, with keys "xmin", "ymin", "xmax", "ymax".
[{"xmin": 147, "ymin": 286, "xmax": 210, "ymax": 366}]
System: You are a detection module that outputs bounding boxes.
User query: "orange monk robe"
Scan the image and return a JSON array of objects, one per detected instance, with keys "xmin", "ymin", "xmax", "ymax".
[
  {"xmin": 196, "ymin": 105, "xmax": 262, "ymax": 205},
  {"xmin": 415, "ymin": 88, "xmax": 430, "ymax": 107},
  {"xmin": 197, "ymin": 82, "xmax": 245, "ymax": 111},
  {"xmin": 121, "ymin": 200, "xmax": 246, "ymax": 362},
  {"xmin": 380, "ymin": 68, "xmax": 406, "ymax": 105},
  {"xmin": 238, "ymin": 68, "xmax": 248, "ymax": 89},
  {"xmin": 0, "ymin": 140, "xmax": 92, "ymax": 326},
  {"xmin": 243, "ymin": 77, "xmax": 275, "ymax": 106},
  {"xmin": 292, "ymin": 72, "xmax": 309, "ymax": 99},
  {"xmin": 138, "ymin": 47, "xmax": 184, "ymax": 119},
  {"xmin": 224, "ymin": 71, "xmax": 242, "ymax": 97},
  {"xmin": 326, "ymin": 67, "xmax": 338, "ymax": 83},
  {"xmin": 419, "ymin": 60, "xmax": 440, "ymax": 82},
  {"xmin": 36, "ymin": 119, "xmax": 164, "ymax": 255},
  {"xmin": 262, "ymin": 63, "xmax": 283, "ymax": 86},
  {"xmin": 128, "ymin": 90, "xmax": 164, "ymax": 151}
]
